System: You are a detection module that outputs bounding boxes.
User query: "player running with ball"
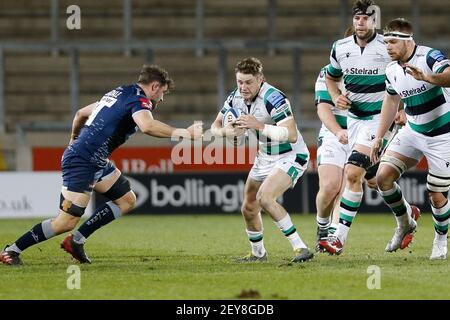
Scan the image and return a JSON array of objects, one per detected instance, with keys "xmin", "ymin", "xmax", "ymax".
[{"xmin": 210, "ymin": 57, "xmax": 313, "ymax": 263}]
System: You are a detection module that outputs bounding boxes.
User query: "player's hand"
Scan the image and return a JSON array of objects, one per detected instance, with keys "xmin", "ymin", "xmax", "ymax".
[
  {"xmin": 223, "ymin": 121, "xmax": 245, "ymax": 137},
  {"xmin": 405, "ymin": 64, "xmax": 429, "ymax": 82},
  {"xmin": 370, "ymin": 137, "xmax": 383, "ymax": 164},
  {"xmin": 333, "ymin": 92, "xmax": 352, "ymax": 110},
  {"xmin": 335, "ymin": 129, "xmax": 348, "ymax": 145},
  {"xmin": 186, "ymin": 121, "xmax": 203, "ymax": 140},
  {"xmin": 235, "ymin": 115, "xmax": 265, "ymax": 130},
  {"xmin": 395, "ymin": 109, "xmax": 407, "ymax": 126}
]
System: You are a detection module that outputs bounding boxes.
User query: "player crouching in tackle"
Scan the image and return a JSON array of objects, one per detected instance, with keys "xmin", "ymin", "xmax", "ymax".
[
  {"xmin": 211, "ymin": 57, "xmax": 313, "ymax": 263},
  {"xmin": 0, "ymin": 65, "xmax": 202, "ymax": 265},
  {"xmin": 371, "ymin": 18, "xmax": 450, "ymax": 259}
]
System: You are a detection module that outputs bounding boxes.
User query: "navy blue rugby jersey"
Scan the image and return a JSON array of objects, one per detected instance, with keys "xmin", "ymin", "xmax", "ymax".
[{"xmin": 68, "ymin": 84, "xmax": 153, "ymax": 166}]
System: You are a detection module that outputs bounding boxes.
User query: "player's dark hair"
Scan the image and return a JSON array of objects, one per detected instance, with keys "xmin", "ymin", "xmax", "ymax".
[
  {"xmin": 352, "ymin": 0, "xmax": 375, "ymax": 16},
  {"xmin": 235, "ymin": 57, "xmax": 263, "ymax": 76},
  {"xmin": 384, "ymin": 18, "xmax": 413, "ymax": 34},
  {"xmin": 137, "ymin": 64, "xmax": 174, "ymax": 91}
]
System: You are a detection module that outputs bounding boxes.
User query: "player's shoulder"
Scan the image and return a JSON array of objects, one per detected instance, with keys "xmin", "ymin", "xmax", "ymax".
[
  {"xmin": 385, "ymin": 61, "xmax": 399, "ymax": 79},
  {"xmin": 315, "ymin": 65, "xmax": 329, "ymax": 85},
  {"xmin": 386, "ymin": 60, "xmax": 398, "ymax": 71},
  {"xmin": 423, "ymin": 45, "xmax": 445, "ymax": 60},
  {"xmin": 319, "ymin": 65, "xmax": 329, "ymax": 78},
  {"xmin": 334, "ymin": 35, "xmax": 354, "ymax": 48},
  {"xmin": 261, "ymin": 82, "xmax": 287, "ymax": 109},
  {"xmin": 374, "ymin": 33, "xmax": 386, "ymax": 45},
  {"xmin": 225, "ymin": 87, "xmax": 241, "ymax": 107},
  {"xmin": 122, "ymin": 83, "xmax": 145, "ymax": 99}
]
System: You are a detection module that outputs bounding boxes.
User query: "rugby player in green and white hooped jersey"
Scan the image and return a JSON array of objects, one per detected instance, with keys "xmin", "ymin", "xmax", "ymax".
[
  {"xmin": 314, "ymin": 64, "xmax": 351, "ymax": 251},
  {"xmin": 210, "ymin": 57, "xmax": 314, "ymax": 263},
  {"xmin": 319, "ymin": 0, "xmax": 413, "ymax": 255},
  {"xmin": 371, "ymin": 18, "xmax": 450, "ymax": 260}
]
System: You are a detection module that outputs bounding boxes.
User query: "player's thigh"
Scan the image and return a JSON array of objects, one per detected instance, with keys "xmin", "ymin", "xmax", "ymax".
[
  {"xmin": 259, "ymin": 152, "xmax": 308, "ymax": 199},
  {"xmin": 380, "ymin": 150, "xmax": 419, "ymax": 175},
  {"xmin": 318, "ymin": 164, "xmax": 344, "ymax": 194},
  {"xmin": 54, "ymin": 188, "xmax": 91, "ymax": 229},
  {"xmin": 94, "ymin": 165, "xmax": 121, "ymax": 194},
  {"xmin": 258, "ymin": 168, "xmax": 294, "ymax": 201},
  {"xmin": 382, "ymin": 126, "xmax": 422, "ymax": 176},
  {"xmin": 243, "ymin": 177, "xmax": 262, "ymax": 202},
  {"xmin": 317, "ymin": 136, "xmax": 349, "ymax": 168},
  {"xmin": 241, "ymin": 176, "xmax": 262, "ymax": 215},
  {"xmin": 423, "ymin": 134, "xmax": 450, "ymax": 188}
]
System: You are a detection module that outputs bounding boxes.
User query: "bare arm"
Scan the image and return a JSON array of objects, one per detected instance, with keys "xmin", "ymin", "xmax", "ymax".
[
  {"xmin": 326, "ymin": 75, "xmax": 351, "ymax": 110},
  {"xmin": 406, "ymin": 64, "xmax": 450, "ymax": 87},
  {"xmin": 70, "ymin": 102, "xmax": 97, "ymax": 143},
  {"xmin": 133, "ymin": 110, "xmax": 202, "ymax": 139},
  {"xmin": 370, "ymin": 93, "xmax": 401, "ymax": 163},
  {"xmin": 277, "ymin": 117, "xmax": 298, "ymax": 143},
  {"xmin": 236, "ymin": 115, "xmax": 297, "ymax": 143},
  {"xmin": 317, "ymin": 102, "xmax": 348, "ymax": 144}
]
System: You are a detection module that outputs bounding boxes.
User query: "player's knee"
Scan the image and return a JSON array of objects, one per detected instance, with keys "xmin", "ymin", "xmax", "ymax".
[
  {"xmin": 429, "ymin": 192, "xmax": 447, "ymax": 208},
  {"xmin": 319, "ymin": 181, "xmax": 341, "ymax": 199},
  {"xmin": 376, "ymin": 167, "xmax": 397, "ymax": 191},
  {"xmin": 366, "ymin": 178, "xmax": 378, "ymax": 190},
  {"xmin": 241, "ymin": 202, "xmax": 259, "ymax": 219},
  {"xmin": 256, "ymin": 191, "xmax": 275, "ymax": 211},
  {"xmin": 114, "ymin": 191, "xmax": 136, "ymax": 215},
  {"xmin": 427, "ymin": 173, "xmax": 450, "ymax": 207},
  {"xmin": 344, "ymin": 165, "xmax": 364, "ymax": 186}
]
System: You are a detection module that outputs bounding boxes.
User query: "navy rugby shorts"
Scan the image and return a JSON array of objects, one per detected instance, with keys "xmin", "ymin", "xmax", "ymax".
[{"xmin": 61, "ymin": 149, "xmax": 116, "ymax": 193}]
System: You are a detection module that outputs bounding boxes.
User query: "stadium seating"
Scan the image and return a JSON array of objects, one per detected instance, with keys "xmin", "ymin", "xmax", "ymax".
[{"xmin": 1, "ymin": 0, "xmax": 449, "ymax": 142}]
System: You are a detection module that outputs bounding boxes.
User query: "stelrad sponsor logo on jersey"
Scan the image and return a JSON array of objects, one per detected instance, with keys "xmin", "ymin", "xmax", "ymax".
[
  {"xmin": 345, "ymin": 67, "xmax": 379, "ymax": 75},
  {"xmin": 400, "ymin": 84, "xmax": 427, "ymax": 98}
]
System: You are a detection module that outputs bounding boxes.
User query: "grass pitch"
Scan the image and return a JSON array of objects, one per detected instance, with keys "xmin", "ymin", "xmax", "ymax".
[{"xmin": 0, "ymin": 213, "xmax": 449, "ymax": 300}]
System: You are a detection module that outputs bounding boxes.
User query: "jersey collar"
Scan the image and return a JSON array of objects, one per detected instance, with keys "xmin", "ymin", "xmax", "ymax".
[{"xmin": 353, "ymin": 31, "xmax": 377, "ymax": 45}]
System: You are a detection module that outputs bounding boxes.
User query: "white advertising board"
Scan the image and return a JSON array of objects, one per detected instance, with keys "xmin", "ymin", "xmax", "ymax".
[{"xmin": 0, "ymin": 172, "xmax": 93, "ymax": 219}]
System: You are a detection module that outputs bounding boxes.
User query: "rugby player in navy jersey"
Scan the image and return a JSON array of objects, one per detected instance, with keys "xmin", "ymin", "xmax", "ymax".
[{"xmin": 1, "ymin": 65, "xmax": 202, "ymax": 265}]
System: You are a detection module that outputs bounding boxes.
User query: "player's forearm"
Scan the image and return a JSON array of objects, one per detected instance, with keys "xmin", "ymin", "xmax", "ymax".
[
  {"xmin": 317, "ymin": 104, "xmax": 342, "ymax": 135},
  {"xmin": 376, "ymin": 97, "xmax": 399, "ymax": 139},
  {"xmin": 210, "ymin": 120, "xmax": 225, "ymax": 137},
  {"xmin": 325, "ymin": 76, "xmax": 342, "ymax": 103},
  {"xmin": 143, "ymin": 119, "xmax": 177, "ymax": 138},
  {"xmin": 425, "ymin": 72, "xmax": 450, "ymax": 87},
  {"xmin": 263, "ymin": 118, "xmax": 297, "ymax": 143},
  {"xmin": 70, "ymin": 112, "xmax": 89, "ymax": 140}
]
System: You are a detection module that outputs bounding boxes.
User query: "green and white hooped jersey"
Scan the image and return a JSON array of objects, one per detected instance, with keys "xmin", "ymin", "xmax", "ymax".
[
  {"xmin": 220, "ymin": 82, "xmax": 308, "ymax": 157},
  {"xmin": 385, "ymin": 45, "xmax": 450, "ymax": 137},
  {"xmin": 327, "ymin": 33, "xmax": 391, "ymax": 120},
  {"xmin": 315, "ymin": 65, "xmax": 347, "ymax": 138}
]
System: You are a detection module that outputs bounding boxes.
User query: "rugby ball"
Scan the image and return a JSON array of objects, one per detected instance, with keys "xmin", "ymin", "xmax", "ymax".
[{"xmin": 222, "ymin": 107, "xmax": 246, "ymax": 146}]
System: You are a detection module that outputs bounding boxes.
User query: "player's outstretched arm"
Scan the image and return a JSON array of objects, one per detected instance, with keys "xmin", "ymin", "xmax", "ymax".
[
  {"xmin": 133, "ymin": 110, "xmax": 202, "ymax": 140},
  {"xmin": 370, "ymin": 93, "xmax": 401, "ymax": 163},
  {"xmin": 406, "ymin": 64, "xmax": 450, "ymax": 87},
  {"xmin": 70, "ymin": 102, "xmax": 98, "ymax": 144}
]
